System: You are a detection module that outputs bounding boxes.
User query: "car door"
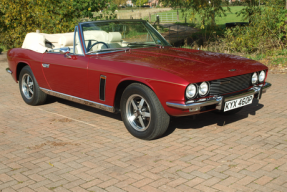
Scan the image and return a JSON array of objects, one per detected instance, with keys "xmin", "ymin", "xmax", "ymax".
[{"xmin": 41, "ymin": 27, "xmax": 89, "ymax": 99}]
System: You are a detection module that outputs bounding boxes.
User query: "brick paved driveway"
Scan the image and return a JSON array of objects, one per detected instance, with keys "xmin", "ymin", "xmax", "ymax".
[{"xmin": 1, "ymin": 53, "xmax": 287, "ymax": 192}]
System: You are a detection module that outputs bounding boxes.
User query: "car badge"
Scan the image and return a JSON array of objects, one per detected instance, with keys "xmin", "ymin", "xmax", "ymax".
[
  {"xmin": 229, "ymin": 69, "xmax": 236, "ymax": 72},
  {"xmin": 220, "ymin": 81, "xmax": 231, "ymax": 85}
]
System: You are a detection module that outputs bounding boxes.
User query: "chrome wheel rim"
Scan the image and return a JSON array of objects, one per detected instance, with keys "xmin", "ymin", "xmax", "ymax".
[
  {"xmin": 126, "ymin": 94, "xmax": 151, "ymax": 132},
  {"xmin": 21, "ymin": 74, "xmax": 34, "ymax": 99}
]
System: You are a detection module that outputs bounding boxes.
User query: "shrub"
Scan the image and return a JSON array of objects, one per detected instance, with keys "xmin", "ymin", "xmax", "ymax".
[
  {"xmin": 223, "ymin": 0, "xmax": 287, "ymax": 54},
  {"xmin": 0, "ymin": 0, "xmax": 110, "ymax": 48}
]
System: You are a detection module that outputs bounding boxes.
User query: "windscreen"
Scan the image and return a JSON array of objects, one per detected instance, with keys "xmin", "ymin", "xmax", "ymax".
[{"xmin": 80, "ymin": 21, "xmax": 170, "ymax": 53}]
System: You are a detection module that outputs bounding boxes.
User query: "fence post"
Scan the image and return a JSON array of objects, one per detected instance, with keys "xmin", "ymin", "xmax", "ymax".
[
  {"xmin": 156, "ymin": 15, "xmax": 160, "ymax": 30},
  {"xmin": 177, "ymin": 10, "xmax": 179, "ymax": 22},
  {"xmin": 139, "ymin": 13, "xmax": 142, "ymax": 19},
  {"xmin": 177, "ymin": 25, "xmax": 178, "ymax": 40},
  {"xmin": 130, "ymin": 15, "xmax": 133, "ymax": 19},
  {"xmin": 149, "ymin": 12, "xmax": 151, "ymax": 22}
]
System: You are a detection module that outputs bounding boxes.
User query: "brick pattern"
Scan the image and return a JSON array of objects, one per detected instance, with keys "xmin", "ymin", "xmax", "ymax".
[{"xmin": 1, "ymin": 53, "xmax": 287, "ymax": 191}]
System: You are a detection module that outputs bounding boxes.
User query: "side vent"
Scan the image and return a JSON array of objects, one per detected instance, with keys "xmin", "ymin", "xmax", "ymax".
[{"xmin": 99, "ymin": 75, "xmax": 106, "ymax": 101}]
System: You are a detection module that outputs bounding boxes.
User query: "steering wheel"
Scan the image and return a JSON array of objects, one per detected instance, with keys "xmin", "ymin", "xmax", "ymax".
[{"xmin": 87, "ymin": 42, "xmax": 109, "ymax": 52}]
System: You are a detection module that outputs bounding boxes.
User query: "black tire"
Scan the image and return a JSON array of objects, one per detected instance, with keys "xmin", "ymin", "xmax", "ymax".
[
  {"xmin": 120, "ymin": 83, "xmax": 170, "ymax": 140},
  {"xmin": 19, "ymin": 65, "xmax": 47, "ymax": 105},
  {"xmin": 213, "ymin": 107, "xmax": 243, "ymax": 115}
]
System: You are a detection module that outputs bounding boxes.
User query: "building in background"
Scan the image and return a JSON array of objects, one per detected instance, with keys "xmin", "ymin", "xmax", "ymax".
[
  {"xmin": 148, "ymin": 0, "xmax": 159, "ymax": 7},
  {"xmin": 126, "ymin": 0, "xmax": 133, "ymax": 6}
]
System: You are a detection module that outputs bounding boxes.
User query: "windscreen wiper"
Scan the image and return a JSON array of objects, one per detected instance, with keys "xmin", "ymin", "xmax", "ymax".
[{"xmin": 127, "ymin": 42, "xmax": 162, "ymax": 47}]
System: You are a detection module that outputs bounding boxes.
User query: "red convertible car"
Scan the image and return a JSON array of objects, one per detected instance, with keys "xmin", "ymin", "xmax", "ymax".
[{"xmin": 6, "ymin": 20, "xmax": 271, "ymax": 140}]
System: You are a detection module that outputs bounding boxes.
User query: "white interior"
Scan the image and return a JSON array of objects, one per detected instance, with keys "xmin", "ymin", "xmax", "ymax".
[
  {"xmin": 22, "ymin": 32, "xmax": 74, "ymax": 53},
  {"xmin": 83, "ymin": 31, "xmax": 124, "ymax": 51},
  {"xmin": 22, "ymin": 30, "xmax": 125, "ymax": 54}
]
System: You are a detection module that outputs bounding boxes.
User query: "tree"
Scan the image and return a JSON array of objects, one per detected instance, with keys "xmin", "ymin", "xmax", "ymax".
[
  {"xmin": 133, "ymin": 0, "xmax": 149, "ymax": 6},
  {"xmin": 112, "ymin": 0, "xmax": 127, "ymax": 5},
  {"xmin": 0, "ymin": 0, "xmax": 110, "ymax": 48}
]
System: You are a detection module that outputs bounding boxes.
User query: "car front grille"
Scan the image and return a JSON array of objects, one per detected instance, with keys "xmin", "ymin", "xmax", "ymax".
[{"xmin": 209, "ymin": 73, "xmax": 252, "ymax": 96}]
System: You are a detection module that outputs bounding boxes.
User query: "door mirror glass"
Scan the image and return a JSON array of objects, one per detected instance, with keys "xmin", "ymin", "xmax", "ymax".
[{"xmin": 60, "ymin": 47, "xmax": 71, "ymax": 58}]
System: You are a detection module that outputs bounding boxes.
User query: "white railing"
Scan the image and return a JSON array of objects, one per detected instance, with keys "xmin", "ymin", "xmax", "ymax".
[
  {"xmin": 152, "ymin": 12, "xmax": 178, "ymax": 23},
  {"xmin": 159, "ymin": 12, "xmax": 177, "ymax": 22}
]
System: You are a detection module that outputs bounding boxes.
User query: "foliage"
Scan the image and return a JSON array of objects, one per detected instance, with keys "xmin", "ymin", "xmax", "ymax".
[
  {"xmin": 73, "ymin": 0, "xmax": 110, "ymax": 18},
  {"xmin": 0, "ymin": 0, "xmax": 110, "ymax": 48},
  {"xmin": 112, "ymin": 0, "xmax": 127, "ymax": 5},
  {"xmin": 224, "ymin": 0, "xmax": 287, "ymax": 53},
  {"xmin": 132, "ymin": 0, "xmax": 149, "ymax": 6}
]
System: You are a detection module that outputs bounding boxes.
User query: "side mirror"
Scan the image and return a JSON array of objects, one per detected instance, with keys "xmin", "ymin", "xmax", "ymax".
[{"xmin": 60, "ymin": 47, "xmax": 71, "ymax": 59}]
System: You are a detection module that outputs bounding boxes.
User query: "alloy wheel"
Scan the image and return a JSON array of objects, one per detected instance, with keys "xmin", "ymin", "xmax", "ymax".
[
  {"xmin": 21, "ymin": 74, "xmax": 34, "ymax": 99},
  {"xmin": 126, "ymin": 94, "xmax": 151, "ymax": 131}
]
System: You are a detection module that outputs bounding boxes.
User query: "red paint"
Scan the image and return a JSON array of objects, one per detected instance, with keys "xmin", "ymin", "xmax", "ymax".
[{"xmin": 42, "ymin": 53, "xmax": 90, "ymax": 99}]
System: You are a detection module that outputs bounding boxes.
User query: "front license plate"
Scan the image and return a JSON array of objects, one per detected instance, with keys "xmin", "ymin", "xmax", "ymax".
[{"xmin": 224, "ymin": 95, "xmax": 254, "ymax": 112}]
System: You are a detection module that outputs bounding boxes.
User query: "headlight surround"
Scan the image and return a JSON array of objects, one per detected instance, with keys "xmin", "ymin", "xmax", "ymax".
[
  {"xmin": 251, "ymin": 72, "xmax": 258, "ymax": 85},
  {"xmin": 186, "ymin": 84, "xmax": 198, "ymax": 99},
  {"xmin": 259, "ymin": 70, "xmax": 266, "ymax": 83},
  {"xmin": 199, "ymin": 82, "xmax": 209, "ymax": 96}
]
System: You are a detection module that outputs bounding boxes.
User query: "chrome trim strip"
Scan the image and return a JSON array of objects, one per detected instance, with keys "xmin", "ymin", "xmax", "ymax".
[
  {"xmin": 40, "ymin": 88, "xmax": 115, "ymax": 113},
  {"xmin": 74, "ymin": 26, "xmax": 85, "ymax": 55},
  {"xmin": 166, "ymin": 82, "xmax": 272, "ymax": 111},
  {"xmin": 79, "ymin": 23, "xmax": 88, "ymax": 54},
  {"xmin": 6, "ymin": 68, "xmax": 12, "ymax": 74}
]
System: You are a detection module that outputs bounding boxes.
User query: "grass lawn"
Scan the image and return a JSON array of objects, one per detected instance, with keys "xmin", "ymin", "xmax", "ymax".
[{"xmin": 148, "ymin": 6, "xmax": 247, "ymax": 25}]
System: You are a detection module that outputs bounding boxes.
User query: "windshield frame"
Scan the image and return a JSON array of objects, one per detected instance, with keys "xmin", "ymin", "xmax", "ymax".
[{"xmin": 78, "ymin": 19, "xmax": 171, "ymax": 55}]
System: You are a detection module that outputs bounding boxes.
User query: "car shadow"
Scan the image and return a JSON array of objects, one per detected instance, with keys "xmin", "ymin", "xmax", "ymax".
[
  {"xmin": 162, "ymin": 99, "xmax": 264, "ymax": 138},
  {"xmin": 45, "ymin": 96, "xmax": 264, "ymax": 138},
  {"xmin": 45, "ymin": 96, "xmax": 122, "ymax": 121}
]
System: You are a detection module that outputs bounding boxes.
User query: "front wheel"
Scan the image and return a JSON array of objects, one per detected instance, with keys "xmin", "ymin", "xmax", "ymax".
[
  {"xmin": 19, "ymin": 66, "xmax": 47, "ymax": 105},
  {"xmin": 120, "ymin": 83, "xmax": 170, "ymax": 140}
]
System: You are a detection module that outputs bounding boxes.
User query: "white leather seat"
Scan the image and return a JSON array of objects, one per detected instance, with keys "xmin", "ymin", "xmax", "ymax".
[
  {"xmin": 107, "ymin": 32, "xmax": 122, "ymax": 48},
  {"xmin": 22, "ymin": 33, "xmax": 47, "ymax": 53},
  {"xmin": 83, "ymin": 30, "xmax": 108, "ymax": 51},
  {"xmin": 22, "ymin": 32, "xmax": 74, "ymax": 53}
]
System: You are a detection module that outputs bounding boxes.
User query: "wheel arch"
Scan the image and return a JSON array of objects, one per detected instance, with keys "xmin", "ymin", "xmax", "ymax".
[
  {"xmin": 114, "ymin": 79, "xmax": 156, "ymax": 112},
  {"xmin": 16, "ymin": 62, "xmax": 30, "ymax": 81}
]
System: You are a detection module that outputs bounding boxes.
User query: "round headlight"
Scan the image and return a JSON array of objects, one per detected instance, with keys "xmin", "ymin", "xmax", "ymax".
[
  {"xmin": 259, "ymin": 71, "xmax": 266, "ymax": 82},
  {"xmin": 199, "ymin": 82, "xmax": 209, "ymax": 96},
  {"xmin": 186, "ymin": 84, "xmax": 197, "ymax": 99},
  {"xmin": 251, "ymin": 72, "xmax": 258, "ymax": 85}
]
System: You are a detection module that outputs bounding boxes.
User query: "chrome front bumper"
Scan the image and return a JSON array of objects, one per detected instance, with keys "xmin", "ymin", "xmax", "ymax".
[
  {"xmin": 6, "ymin": 68, "xmax": 12, "ymax": 74},
  {"xmin": 166, "ymin": 82, "xmax": 272, "ymax": 112}
]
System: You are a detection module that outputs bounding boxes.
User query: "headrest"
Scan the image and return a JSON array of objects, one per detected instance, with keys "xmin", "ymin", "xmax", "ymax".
[
  {"xmin": 83, "ymin": 30, "xmax": 109, "ymax": 42},
  {"xmin": 58, "ymin": 33, "xmax": 74, "ymax": 47},
  {"xmin": 108, "ymin": 32, "xmax": 122, "ymax": 42}
]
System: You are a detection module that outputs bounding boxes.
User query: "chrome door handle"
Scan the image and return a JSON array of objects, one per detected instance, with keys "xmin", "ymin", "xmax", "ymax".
[{"xmin": 42, "ymin": 64, "xmax": 50, "ymax": 68}]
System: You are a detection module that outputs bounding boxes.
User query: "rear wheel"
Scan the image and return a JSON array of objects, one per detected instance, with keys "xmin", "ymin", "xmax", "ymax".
[
  {"xmin": 19, "ymin": 66, "xmax": 47, "ymax": 105},
  {"xmin": 120, "ymin": 83, "xmax": 170, "ymax": 140}
]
